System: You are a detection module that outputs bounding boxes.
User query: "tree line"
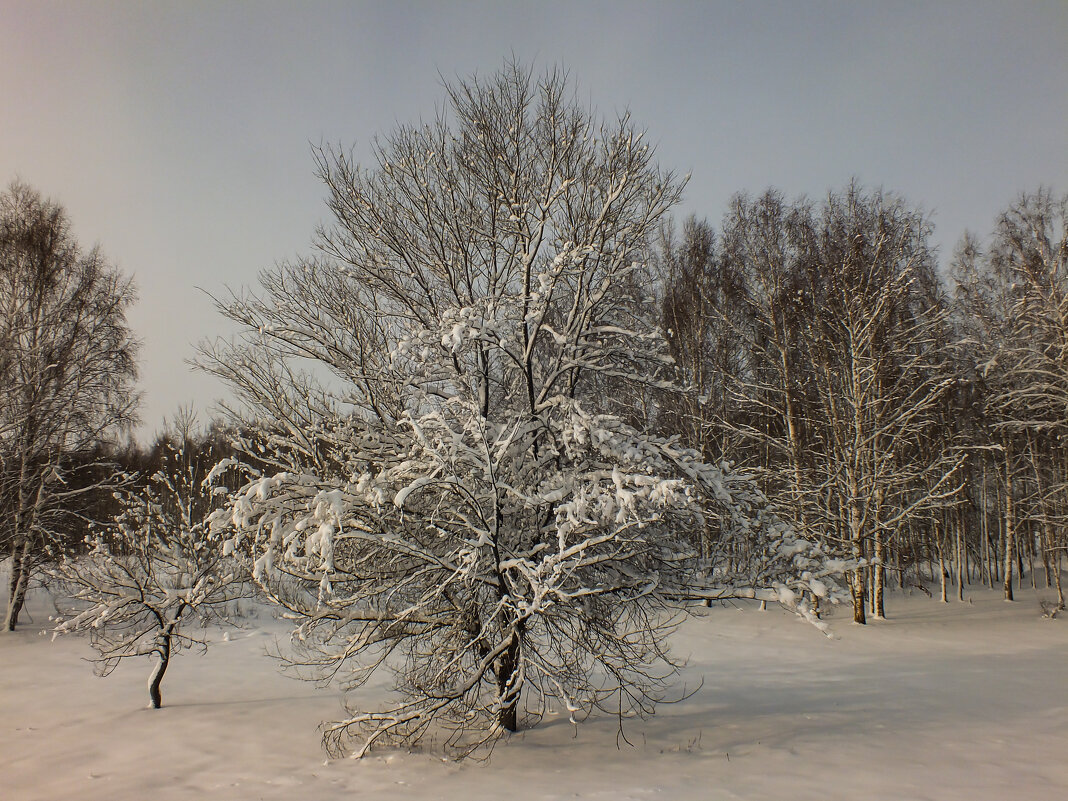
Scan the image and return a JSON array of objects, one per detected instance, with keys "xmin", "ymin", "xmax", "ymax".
[
  {"xmin": 2, "ymin": 61, "xmax": 1064, "ymax": 756},
  {"xmin": 656, "ymin": 185, "xmax": 1067, "ymax": 621}
]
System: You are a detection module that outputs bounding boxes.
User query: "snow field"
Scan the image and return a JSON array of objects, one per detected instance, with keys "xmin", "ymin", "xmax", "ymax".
[{"xmin": 2, "ymin": 585, "xmax": 1066, "ymax": 800}]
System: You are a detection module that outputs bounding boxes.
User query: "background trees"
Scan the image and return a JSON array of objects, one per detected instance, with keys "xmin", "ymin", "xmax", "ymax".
[
  {"xmin": 659, "ymin": 187, "xmax": 964, "ymax": 622},
  {"xmin": 952, "ymin": 190, "xmax": 1068, "ymax": 607},
  {"xmin": 653, "ymin": 184, "xmax": 1068, "ymax": 619},
  {"xmin": 793, "ymin": 187, "xmax": 961, "ymax": 622},
  {"xmin": 658, "ymin": 216, "xmax": 748, "ymax": 465},
  {"xmin": 200, "ymin": 63, "xmax": 846, "ymax": 757},
  {"xmin": 1, "ymin": 181, "xmax": 139, "ymax": 630}
]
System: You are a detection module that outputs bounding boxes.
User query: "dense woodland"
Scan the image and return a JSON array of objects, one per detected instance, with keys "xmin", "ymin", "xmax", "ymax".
[
  {"xmin": 2, "ymin": 63, "xmax": 1065, "ymax": 755},
  {"xmin": 656, "ymin": 186, "xmax": 1068, "ymax": 620}
]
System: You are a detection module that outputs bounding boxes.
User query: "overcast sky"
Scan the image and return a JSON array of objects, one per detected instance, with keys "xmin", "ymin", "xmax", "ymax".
[{"xmin": 3, "ymin": 1, "xmax": 1066, "ymax": 439}]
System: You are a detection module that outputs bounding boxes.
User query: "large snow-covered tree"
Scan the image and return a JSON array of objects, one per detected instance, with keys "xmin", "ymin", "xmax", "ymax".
[{"xmin": 200, "ymin": 62, "xmax": 847, "ymax": 757}]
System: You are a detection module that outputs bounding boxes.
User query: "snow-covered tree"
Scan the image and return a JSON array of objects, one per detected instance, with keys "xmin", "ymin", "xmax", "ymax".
[
  {"xmin": 49, "ymin": 426, "xmax": 248, "ymax": 708},
  {"xmin": 798, "ymin": 187, "xmax": 963, "ymax": 621},
  {"xmin": 1, "ymin": 181, "xmax": 139, "ymax": 631},
  {"xmin": 698, "ymin": 187, "xmax": 964, "ymax": 622},
  {"xmin": 953, "ymin": 190, "xmax": 1068, "ymax": 605},
  {"xmin": 200, "ymin": 61, "xmax": 849, "ymax": 757}
]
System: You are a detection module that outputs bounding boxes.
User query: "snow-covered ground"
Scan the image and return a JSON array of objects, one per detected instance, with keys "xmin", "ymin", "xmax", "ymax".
[{"xmin": 2, "ymin": 583, "xmax": 1066, "ymax": 801}]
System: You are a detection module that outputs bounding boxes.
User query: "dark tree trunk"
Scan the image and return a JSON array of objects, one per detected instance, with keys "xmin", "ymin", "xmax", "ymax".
[
  {"xmin": 496, "ymin": 631, "xmax": 520, "ymax": 732},
  {"xmin": 936, "ymin": 520, "xmax": 948, "ymax": 603},
  {"xmin": 6, "ymin": 466, "xmax": 50, "ymax": 632},
  {"xmin": 148, "ymin": 631, "xmax": 172, "ymax": 709},
  {"xmin": 956, "ymin": 506, "xmax": 965, "ymax": 602},
  {"xmin": 148, "ymin": 611, "xmax": 183, "ymax": 709},
  {"xmin": 4, "ymin": 537, "xmax": 33, "ymax": 631}
]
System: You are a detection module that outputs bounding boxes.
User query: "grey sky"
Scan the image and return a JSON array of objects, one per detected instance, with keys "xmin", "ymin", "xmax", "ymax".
[{"xmin": 2, "ymin": 1, "xmax": 1065, "ymax": 438}]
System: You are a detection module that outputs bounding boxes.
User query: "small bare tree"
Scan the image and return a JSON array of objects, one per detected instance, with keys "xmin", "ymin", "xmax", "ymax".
[{"xmin": 50, "ymin": 427, "xmax": 248, "ymax": 708}]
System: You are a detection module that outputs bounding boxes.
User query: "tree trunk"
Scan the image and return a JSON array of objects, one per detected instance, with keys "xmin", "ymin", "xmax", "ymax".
[
  {"xmin": 148, "ymin": 631, "xmax": 171, "ymax": 709},
  {"xmin": 496, "ymin": 631, "xmax": 521, "ymax": 732},
  {"xmin": 1028, "ymin": 528, "xmax": 1037, "ymax": 590},
  {"xmin": 851, "ymin": 566, "xmax": 867, "ymax": 624},
  {"xmin": 780, "ymin": 349, "xmax": 808, "ymax": 533},
  {"xmin": 872, "ymin": 528, "xmax": 886, "ymax": 619},
  {"xmin": 1053, "ymin": 547, "xmax": 1066, "ymax": 610},
  {"xmin": 5, "ymin": 464, "xmax": 51, "ymax": 632},
  {"xmin": 936, "ymin": 520, "xmax": 948, "ymax": 603},
  {"xmin": 896, "ymin": 537, "xmax": 905, "ymax": 590},
  {"xmin": 4, "ymin": 537, "xmax": 33, "ymax": 631},
  {"xmin": 1003, "ymin": 443, "xmax": 1015, "ymax": 602},
  {"xmin": 1040, "ymin": 530, "xmax": 1053, "ymax": 589},
  {"xmin": 148, "ymin": 610, "xmax": 186, "ymax": 708},
  {"xmin": 980, "ymin": 467, "xmax": 992, "ymax": 588},
  {"xmin": 847, "ymin": 471, "xmax": 866, "ymax": 624},
  {"xmin": 956, "ymin": 505, "xmax": 965, "ymax": 602}
]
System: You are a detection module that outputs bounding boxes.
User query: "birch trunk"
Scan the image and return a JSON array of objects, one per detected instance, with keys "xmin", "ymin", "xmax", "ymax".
[
  {"xmin": 956, "ymin": 506, "xmax": 965, "ymax": 601},
  {"xmin": 872, "ymin": 528, "xmax": 886, "ymax": 619},
  {"xmin": 849, "ymin": 505, "xmax": 867, "ymax": 624},
  {"xmin": 1003, "ymin": 442, "xmax": 1015, "ymax": 602}
]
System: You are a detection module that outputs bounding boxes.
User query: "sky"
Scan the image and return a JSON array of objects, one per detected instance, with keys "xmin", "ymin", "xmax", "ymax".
[{"xmin": 2, "ymin": 0, "xmax": 1066, "ymax": 439}]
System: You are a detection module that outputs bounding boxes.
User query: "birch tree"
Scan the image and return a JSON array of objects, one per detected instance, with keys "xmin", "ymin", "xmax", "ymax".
[
  {"xmin": 1, "ymin": 182, "xmax": 139, "ymax": 630},
  {"xmin": 705, "ymin": 187, "xmax": 961, "ymax": 622},
  {"xmin": 953, "ymin": 190, "xmax": 1068, "ymax": 605},
  {"xmin": 801, "ymin": 187, "xmax": 963, "ymax": 621},
  {"xmin": 658, "ymin": 216, "xmax": 750, "ymax": 465},
  {"xmin": 716, "ymin": 190, "xmax": 814, "ymax": 528},
  {"xmin": 200, "ymin": 62, "xmax": 849, "ymax": 757}
]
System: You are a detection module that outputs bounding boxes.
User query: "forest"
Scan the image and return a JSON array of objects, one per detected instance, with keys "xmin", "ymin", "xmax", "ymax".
[{"xmin": 2, "ymin": 63, "xmax": 1065, "ymax": 765}]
